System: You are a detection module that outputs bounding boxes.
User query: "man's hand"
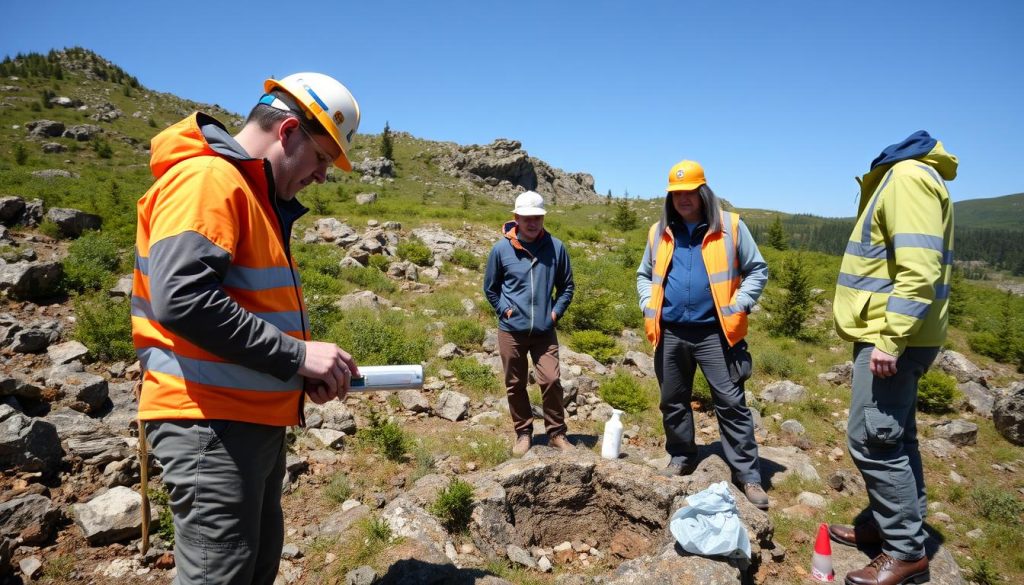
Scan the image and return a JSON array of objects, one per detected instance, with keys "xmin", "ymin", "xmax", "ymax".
[
  {"xmin": 298, "ymin": 341, "xmax": 359, "ymax": 399},
  {"xmin": 551, "ymin": 311, "xmax": 558, "ymax": 323},
  {"xmin": 304, "ymin": 379, "xmax": 338, "ymax": 404},
  {"xmin": 869, "ymin": 347, "xmax": 898, "ymax": 378},
  {"xmin": 505, "ymin": 308, "xmax": 513, "ymax": 318}
]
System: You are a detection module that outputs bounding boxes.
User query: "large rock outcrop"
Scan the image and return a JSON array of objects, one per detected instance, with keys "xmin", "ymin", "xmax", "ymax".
[{"xmin": 438, "ymin": 139, "xmax": 600, "ymax": 206}]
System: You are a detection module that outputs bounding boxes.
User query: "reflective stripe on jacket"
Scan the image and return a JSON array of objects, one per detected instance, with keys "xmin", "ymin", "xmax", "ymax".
[
  {"xmin": 833, "ymin": 156, "xmax": 955, "ymax": 356},
  {"xmin": 133, "ymin": 113, "xmax": 309, "ymax": 426},
  {"xmin": 640, "ymin": 211, "xmax": 749, "ymax": 347}
]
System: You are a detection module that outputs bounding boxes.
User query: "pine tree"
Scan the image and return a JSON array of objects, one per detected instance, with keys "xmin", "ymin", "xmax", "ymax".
[
  {"xmin": 767, "ymin": 215, "xmax": 788, "ymax": 250},
  {"xmin": 765, "ymin": 252, "xmax": 814, "ymax": 337},
  {"xmin": 380, "ymin": 121, "xmax": 394, "ymax": 161},
  {"xmin": 610, "ymin": 199, "xmax": 638, "ymax": 231}
]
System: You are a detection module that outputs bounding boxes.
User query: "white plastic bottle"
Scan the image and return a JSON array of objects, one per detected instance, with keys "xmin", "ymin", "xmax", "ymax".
[{"xmin": 601, "ymin": 409, "xmax": 624, "ymax": 460}]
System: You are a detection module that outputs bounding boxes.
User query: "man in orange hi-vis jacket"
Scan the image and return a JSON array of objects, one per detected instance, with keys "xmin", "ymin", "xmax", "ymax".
[{"xmin": 133, "ymin": 73, "xmax": 360, "ymax": 584}]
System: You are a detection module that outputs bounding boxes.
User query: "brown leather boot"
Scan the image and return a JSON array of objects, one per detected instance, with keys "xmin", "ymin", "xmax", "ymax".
[
  {"xmin": 829, "ymin": 522, "xmax": 882, "ymax": 547},
  {"xmin": 743, "ymin": 483, "xmax": 770, "ymax": 510},
  {"xmin": 549, "ymin": 434, "xmax": 575, "ymax": 453},
  {"xmin": 658, "ymin": 458, "xmax": 697, "ymax": 477},
  {"xmin": 512, "ymin": 434, "xmax": 532, "ymax": 458},
  {"xmin": 844, "ymin": 553, "xmax": 929, "ymax": 585}
]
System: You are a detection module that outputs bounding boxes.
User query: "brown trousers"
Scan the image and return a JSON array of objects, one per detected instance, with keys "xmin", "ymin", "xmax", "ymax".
[{"xmin": 497, "ymin": 329, "xmax": 567, "ymax": 438}]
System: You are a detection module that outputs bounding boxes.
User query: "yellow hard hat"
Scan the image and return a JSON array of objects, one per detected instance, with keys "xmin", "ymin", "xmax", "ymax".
[
  {"xmin": 263, "ymin": 72, "xmax": 361, "ymax": 171},
  {"xmin": 666, "ymin": 160, "xmax": 707, "ymax": 192}
]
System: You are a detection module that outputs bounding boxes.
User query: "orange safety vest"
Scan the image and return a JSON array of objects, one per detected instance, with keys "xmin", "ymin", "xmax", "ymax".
[
  {"xmin": 133, "ymin": 114, "xmax": 309, "ymax": 426},
  {"xmin": 642, "ymin": 210, "xmax": 747, "ymax": 348}
]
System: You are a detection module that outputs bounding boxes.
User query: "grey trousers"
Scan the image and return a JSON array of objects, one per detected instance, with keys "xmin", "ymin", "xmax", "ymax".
[
  {"xmin": 655, "ymin": 323, "xmax": 762, "ymax": 484},
  {"xmin": 146, "ymin": 419, "xmax": 287, "ymax": 585},
  {"xmin": 847, "ymin": 343, "xmax": 939, "ymax": 561}
]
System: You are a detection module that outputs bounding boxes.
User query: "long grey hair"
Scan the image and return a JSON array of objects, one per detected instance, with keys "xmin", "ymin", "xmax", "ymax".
[{"xmin": 663, "ymin": 184, "xmax": 724, "ymax": 234}]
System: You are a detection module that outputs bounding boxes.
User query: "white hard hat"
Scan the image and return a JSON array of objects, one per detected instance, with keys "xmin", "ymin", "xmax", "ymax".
[
  {"xmin": 263, "ymin": 72, "xmax": 360, "ymax": 171},
  {"xmin": 513, "ymin": 191, "xmax": 546, "ymax": 216}
]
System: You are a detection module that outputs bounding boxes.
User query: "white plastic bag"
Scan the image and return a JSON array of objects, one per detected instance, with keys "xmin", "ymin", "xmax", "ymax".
[{"xmin": 669, "ymin": 481, "xmax": 751, "ymax": 560}]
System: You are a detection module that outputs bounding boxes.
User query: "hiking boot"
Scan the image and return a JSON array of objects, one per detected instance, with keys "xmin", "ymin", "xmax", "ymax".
[
  {"xmin": 844, "ymin": 552, "xmax": 929, "ymax": 585},
  {"xmin": 512, "ymin": 434, "xmax": 532, "ymax": 458},
  {"xmin": 743, "ymin": 482, "xmax": 770, "ymax": 510},
  {"xmin": 659, "ymin": 457, "xmax": 697, "ymax": 477},
  {"xmin": 829, "ymin": 522, "xmax": 882, "ymax": 548},
  {"xmin": 549, "ymin": 434, "xmax": 575, "ymax": 453}
]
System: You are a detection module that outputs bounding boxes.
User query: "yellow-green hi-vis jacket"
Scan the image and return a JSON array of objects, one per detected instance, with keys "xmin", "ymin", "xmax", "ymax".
[{"xmin": 834, "ymin": 132, "xmax": 958, "ymax": 357}]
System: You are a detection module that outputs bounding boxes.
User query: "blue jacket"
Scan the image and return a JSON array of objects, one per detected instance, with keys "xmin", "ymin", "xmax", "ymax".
[{"xmin": 484, "ymin": 221, "xmax": 574, "ymax": 334}]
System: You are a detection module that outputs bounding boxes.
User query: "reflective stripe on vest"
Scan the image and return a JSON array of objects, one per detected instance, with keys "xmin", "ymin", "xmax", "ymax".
[
  {"xmin": 138, "ymin": 347, "xmax": 302, "ymax": 392},
  {"xmin": 643, "ymin": 211, "xmax": 747, "ymax": 347}
]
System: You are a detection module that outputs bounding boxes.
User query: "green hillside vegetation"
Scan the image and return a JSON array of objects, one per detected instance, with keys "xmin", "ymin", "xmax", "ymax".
[
  {"xmin": 955, "ymin": 192, "xmax": 1024, "ymax": 231},
  {"xmin": 3, "ymin": 49, "xmax": 1024, "ymax": 582}
]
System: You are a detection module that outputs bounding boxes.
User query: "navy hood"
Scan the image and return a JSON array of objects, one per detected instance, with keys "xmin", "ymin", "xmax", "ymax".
[{"xmin": 869, "ymin": 130, "xmax": 937, "ymax": 171}]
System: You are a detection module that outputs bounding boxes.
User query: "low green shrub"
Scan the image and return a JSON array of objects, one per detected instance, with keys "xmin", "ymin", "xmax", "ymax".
[
  {"xmin": 757, "ymin": 347, "xmax": 797, "ymax": 378},
  {"xmin": 561, "ymin": 293, "xmax": 621, "ymax": 336},
  {"xmin": 324, "ymin": 472, "xmax": 352, "ymax": 503},
  {"xmin": 569, "ymin": 329, "xmax": 618, "ymax": 363},
  {"xmin": 339, "ymin": 265, "xmax": 396, "ymax": 294},
  {"xmin": 599, "ymin": 370, "xmax": 649, "ymax": 414},
  {"xmin": 450, "ymin": 248, "xmax": 480, "ymax": 271},
  {"xmin": 410, "ymin": 446, "xmax": 436, "ymax": 483},
  {"xmin": 917, "ymin": 370, "xmax": 957, "ymax": 414},
  {"xmin": 444, "ymin": 318, "xmax": 486, "ymax": 350},
  {"xmin": 451, "ymin": 357, "xmax": 499, "ymax": 393},
  {"xmin": 361, "ymin": 515, "xmax": 393, "ymax": 544},
  {"xmin": 429, "ymin": 477, "xmax": 475, "ymax": 532},
  {"xmin": 147, "ymin": 486, "xmax": 175, "ymax": 547},
  {"xmin": 367, "ymin": 254, "xmax": 391, "ymax": 272},
  {"xmin": 39, "ymin": 219, "xmax": 62, "ymax": 239},
  {"xmin": 328, "ymin": 308, "xmax": 429, "ymax": 368},
  {"xmin": 357, "ymin": 409, "xmax": 409, "ymax": 462},
  {"xmin": 14, "ymin": 143, "xmax": 28, "ymax": 165},
  {"xmin": 397, "ymin": 237, "xmax": 433, "ymax": 267},
  {"xmin": 295, "ymin": 243, "xmax": 341, "ymax": 279},
  {"xmin": 966, "ymin": 559, "xmax": 1004, "ymax": 585},
  {"xmin": 971, "ymin": 485, "xmax": 1024, "ymax": 522},
  {"xmin": 92, "ymin": 137, "xmax": 113, "ymax": 159},
  {"xmin": 73, "ymin": 294, "xmax": 134, "ymax": 361},
  {"xmin": 305, "ymin": 191, "xmax": 332, "ymax": 215},
  {"xmin": 63, "ymin": 230, "xmax": 123, "ymax": 292}
]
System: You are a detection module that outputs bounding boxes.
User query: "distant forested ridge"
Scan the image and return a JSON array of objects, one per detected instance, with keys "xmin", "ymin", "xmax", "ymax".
[{"xmin": 747, "ymin": 212, "xmax": 1024, "ymax": 276}]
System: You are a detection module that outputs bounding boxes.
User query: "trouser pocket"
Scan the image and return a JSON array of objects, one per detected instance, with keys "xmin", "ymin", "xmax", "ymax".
[{"xmin": 863, "ymin": 404, "xmax": 909, "ymax": 449}]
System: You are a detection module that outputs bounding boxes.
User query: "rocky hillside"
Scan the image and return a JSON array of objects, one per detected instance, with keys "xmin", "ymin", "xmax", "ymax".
[{"xmin": 2, "ymin": 48, "xmax": 1024, "ymax": 585}]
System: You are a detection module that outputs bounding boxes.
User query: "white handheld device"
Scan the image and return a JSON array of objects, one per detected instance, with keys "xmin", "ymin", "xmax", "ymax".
[{"xmin": 349, "ymin": 365, "xmax": 424, "ymax": 391}]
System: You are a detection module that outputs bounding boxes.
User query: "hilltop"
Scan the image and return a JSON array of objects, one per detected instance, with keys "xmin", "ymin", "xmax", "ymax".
[{"xmin": 1, "ymin": 48, "xmax": 1024, "ymax": 585}]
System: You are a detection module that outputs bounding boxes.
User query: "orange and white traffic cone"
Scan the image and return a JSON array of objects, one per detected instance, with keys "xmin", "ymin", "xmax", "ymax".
[{"xmin": 811, "ymin": 523, "xmax": 835, "ymax": 582}]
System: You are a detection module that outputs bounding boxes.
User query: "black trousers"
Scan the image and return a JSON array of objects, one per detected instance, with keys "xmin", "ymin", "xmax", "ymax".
[{"xmin": 655, "ymin": 322, "xmax": 762, "ymax": 483}]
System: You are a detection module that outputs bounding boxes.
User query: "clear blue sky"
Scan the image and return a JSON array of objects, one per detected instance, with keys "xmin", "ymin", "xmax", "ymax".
[{"xmin": 3, "ymin": 1, "xmax": 1022, "ymax": 217}]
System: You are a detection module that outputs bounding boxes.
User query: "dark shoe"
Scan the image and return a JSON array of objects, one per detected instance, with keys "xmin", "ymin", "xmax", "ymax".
[
  {"xmin": 743, "ymin": 482, "xmax": 770, "ymax": 510},
  {"xmin": 658, "ymin": 458, "xmax": 697, "ymax": 477},
  {"xmin": 549, "ymin": 434, "xmax": 575, "ymax": 453},
  {"xmin": 512, "ymin": 434, "xmax": 532, "ymax": 458},
  {"xmin": 844, "ymin": 553, "xmax": 929, "ymax": 585},
  {"xmin": 829, "ymin": 522, "xmax": 882, "ymax": 548}
]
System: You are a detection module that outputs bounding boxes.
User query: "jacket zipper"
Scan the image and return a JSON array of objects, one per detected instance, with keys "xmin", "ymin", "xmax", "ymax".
[
  {"xmin": 528, "ymin": 258, "xmax": 537, "ymax": 335},
  {"xmin": 266, "ymin": 165, "xmax": 309, "ymax": 428}
]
